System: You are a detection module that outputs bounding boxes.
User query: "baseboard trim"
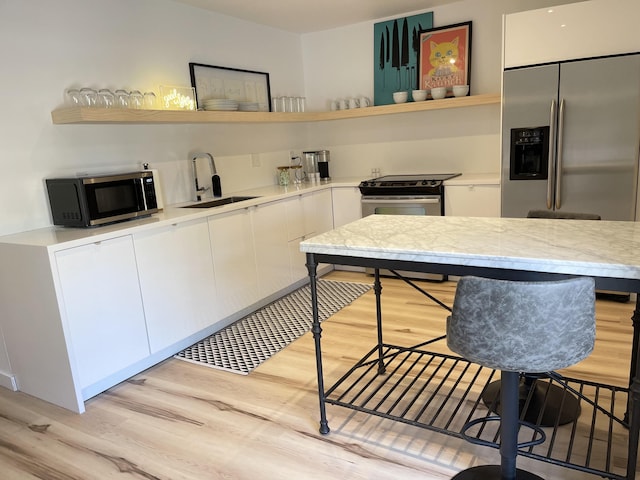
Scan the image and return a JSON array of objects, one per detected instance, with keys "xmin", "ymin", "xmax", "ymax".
[{"xmin": 0, "ymin": 371, "xmax": 17, "ymax": 391}]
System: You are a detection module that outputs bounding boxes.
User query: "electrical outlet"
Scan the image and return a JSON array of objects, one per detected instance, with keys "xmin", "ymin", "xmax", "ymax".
[{"xmin": 251, "ymin": 153, "xmax": 261, "ymax": 167}]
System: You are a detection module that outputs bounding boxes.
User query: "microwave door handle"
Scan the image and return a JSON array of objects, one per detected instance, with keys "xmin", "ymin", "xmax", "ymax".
[
  {"xmin": 547, "ymin": 99, "xmax": 557, "ymax": 210},
  {"xmin": 138, "ymin": 178, "xmax": 148, "ymax": 210},
  {"xmin": 555, "ymin": 98, "xmax": 565, "ymax": 210}
]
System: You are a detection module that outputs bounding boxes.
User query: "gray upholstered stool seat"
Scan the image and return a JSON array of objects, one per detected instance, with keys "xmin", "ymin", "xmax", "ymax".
[
  {"xmin": 447, "ymin": 276, "xmax": 596, "ymax": 480},
  {"xmin": 480, "ymin": 210, "xmax": 603, "ymax": 427}
]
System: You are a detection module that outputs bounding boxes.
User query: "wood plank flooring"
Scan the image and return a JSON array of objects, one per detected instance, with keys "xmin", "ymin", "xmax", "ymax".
[{"xmin": 0, "ymin": 271, "xmax": 637, "ymax": 479}]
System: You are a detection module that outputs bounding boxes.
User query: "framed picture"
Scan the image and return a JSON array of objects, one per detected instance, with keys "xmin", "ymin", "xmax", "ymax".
[
  {"xmin": 418, "ymin": 21, "xmax": 472, "ymax": 96},
  {"xmin": 373, "ymin": 12, "xmax": 433, "ymax": 106},
  {"xmin": 189, "ymin": 63, "xmax": 271, "ymax": 111}
]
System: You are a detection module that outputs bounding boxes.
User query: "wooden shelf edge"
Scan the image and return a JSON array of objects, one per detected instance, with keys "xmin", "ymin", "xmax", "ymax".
[{"xmin": 51, "ymin": 93, "xmax": 501, "ymax": 125}]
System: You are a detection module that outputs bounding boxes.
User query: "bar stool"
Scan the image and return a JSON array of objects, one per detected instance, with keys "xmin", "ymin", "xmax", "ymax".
[
  {"xmin": 481, "ymin": 210, "xmax": 601, "ymax": 426},
  {"xmin": 447, "ymin": 276, "xmax": 596, "ymax": 480}
]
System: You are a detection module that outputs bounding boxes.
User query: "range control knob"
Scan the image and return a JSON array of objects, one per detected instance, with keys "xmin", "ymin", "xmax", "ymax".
[{"xmin": 421, "ymin": 180, "xmax": 428, "ymax": 185}]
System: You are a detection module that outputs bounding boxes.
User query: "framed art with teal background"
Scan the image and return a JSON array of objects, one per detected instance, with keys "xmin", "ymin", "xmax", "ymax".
[{"xmin": 373, "ymin": 12, "xmax": 433, "ymax": 106}]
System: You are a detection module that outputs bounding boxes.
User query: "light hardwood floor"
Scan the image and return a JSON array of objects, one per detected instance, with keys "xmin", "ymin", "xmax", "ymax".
[{"xmin": 0, "ymin": 271, "xmax": 637, "ymax": 479}]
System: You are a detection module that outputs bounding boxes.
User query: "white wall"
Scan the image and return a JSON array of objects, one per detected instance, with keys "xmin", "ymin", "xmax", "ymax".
[
  {"xmin": 0, "ymin": 0, "xmax": 308, "ymax": 237},
  {"xmin": 0, "ymin": 0, "xmax": 584, "ymax": 238},
  {"xmin": 300, "ymin": 0, "xmax": 582, "ymax": 179}
]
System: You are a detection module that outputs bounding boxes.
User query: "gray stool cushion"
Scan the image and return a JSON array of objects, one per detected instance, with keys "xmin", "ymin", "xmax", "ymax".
[{"xmin": 447, "ymin": 276, "xmax": 595, "ymax": 373}]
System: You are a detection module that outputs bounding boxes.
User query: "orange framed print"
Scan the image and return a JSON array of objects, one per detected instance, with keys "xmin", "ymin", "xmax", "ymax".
[{"xmin": 418, "ymin": 22, "xmax": 472, "ymax": 96}]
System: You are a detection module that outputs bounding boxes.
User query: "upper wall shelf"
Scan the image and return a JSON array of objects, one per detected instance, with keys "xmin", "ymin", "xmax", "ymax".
[{"xmin": 51, "ymin": 93, "xmax": 501, "ymax": 125}]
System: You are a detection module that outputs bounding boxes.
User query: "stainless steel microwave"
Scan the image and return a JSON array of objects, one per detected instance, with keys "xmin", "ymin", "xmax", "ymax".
[{"xmin": 46, "ymin": 171, "xmax": 159, "ymax": 227}]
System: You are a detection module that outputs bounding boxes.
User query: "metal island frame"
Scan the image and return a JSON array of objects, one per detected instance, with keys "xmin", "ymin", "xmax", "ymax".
[{"xmin": 300, "ymin": 214, "xmax": 640, "ymax": 480}]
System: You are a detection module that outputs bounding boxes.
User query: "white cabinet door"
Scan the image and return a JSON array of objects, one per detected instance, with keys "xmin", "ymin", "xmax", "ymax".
[
  {"xmin": 55, "ymin": 235, "xmax": 149, "ymax": 391},
  {"xmin": 304, "ymin": 189, "xmax": 334, "ymax": 235},
  {"xmin": 252, "ymin": 200, "xmax": 292, "ymax": 298},
  {"xmin": 332, "ymin": 187, "xmax": 362, "ymax": 227},
  {"xmin": 208, "ymin": 208, "xmax": 259, "ymax": 318},
  {"xmin": 445, "ymin": 184, "xmax": 500, "ymax": 217},
  {"xmin": 134, "ymin": 218, "xmax": 218, "ymax": 353},
  {"xmin": 289, "ymin": 190, "xmax": 335, "ymax": 282}
]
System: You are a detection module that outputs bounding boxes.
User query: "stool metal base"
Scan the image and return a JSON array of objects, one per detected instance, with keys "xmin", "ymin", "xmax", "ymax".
[
  {"xmin": 481, "ymin": 378, "xmax": 580, "ymax": 426},
  {"xmin": 451, "ymin": 465, "xmax": 544, "ymax": 480}
]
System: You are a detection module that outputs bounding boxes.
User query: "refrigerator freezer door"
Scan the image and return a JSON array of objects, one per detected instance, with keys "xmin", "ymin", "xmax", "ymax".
[
  {"xmin": 556, "ymin": 56, "xmax": 639, "ymax": 220},
  {"xmin": 501, "ymin": 64, "xmax": 559, "ymax": 218}
]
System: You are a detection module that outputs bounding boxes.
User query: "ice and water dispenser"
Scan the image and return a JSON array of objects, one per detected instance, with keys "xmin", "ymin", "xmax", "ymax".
[{"xmin": 509, "ymin": 126, "xmax": 550, "ymax": 180}]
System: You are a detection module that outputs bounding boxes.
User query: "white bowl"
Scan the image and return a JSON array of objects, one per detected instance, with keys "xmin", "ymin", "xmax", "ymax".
[
  {"xmin": 453, "ymin": 85, "xmax": 469, "ymax": 97},
  {"xmin": 392, "ymin": 91, "xmax": 408, "ymax": 104},
  {"xmin": 412, "ymin": 89, "xmax": 428, "ymax": 102},
  {"xmin": 431, "ymin": 87, "xmax": 447, "ymax": 100}
]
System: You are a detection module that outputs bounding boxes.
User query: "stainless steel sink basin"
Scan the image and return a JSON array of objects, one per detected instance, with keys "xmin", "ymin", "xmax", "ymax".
[{"xmin": 181, "ymin": 196, "xmax": 260, "ymax": 209}]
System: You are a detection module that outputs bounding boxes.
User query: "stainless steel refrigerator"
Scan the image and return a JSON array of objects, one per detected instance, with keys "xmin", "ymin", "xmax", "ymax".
[{"xmin": 501, "ymin": 54, "xmax": 640, "ymax": 220}]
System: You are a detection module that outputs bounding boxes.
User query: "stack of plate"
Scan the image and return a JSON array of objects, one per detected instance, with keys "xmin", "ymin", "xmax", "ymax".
[
  {"xmin": 238, "ymin": 102, "xmax": 259, "ymax": 112},
  {"xmin": 203, "ymin": 99, "xmax": 238, "ymax": 111}
]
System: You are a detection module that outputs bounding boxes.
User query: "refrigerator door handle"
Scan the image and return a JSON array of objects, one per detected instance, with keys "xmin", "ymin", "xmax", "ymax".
[
  {"xmin": 547, "ymin": 99, "xmax": 557, "ymax": 210},
  {"xmin": 556, "ymin": 98, "xmax": 566, "ymax": 209}
]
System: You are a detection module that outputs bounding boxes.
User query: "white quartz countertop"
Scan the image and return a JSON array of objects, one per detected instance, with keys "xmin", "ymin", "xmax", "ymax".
[
  {"xmin": 0, "ymin": 178, "xmax": 361, "ymax": 249},
  {"xmin": 300, "ymin": 214, "xmax": 640, "ymax": 280}
]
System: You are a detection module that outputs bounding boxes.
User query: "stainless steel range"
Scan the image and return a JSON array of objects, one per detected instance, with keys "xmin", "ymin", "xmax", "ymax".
[
  {"xmin": 359, "ymin": 173, "xmax": 461, "ymax": 217},
  {"xmin": 359, "ymin": 173, "xmax": 461, "ymax": 281}
]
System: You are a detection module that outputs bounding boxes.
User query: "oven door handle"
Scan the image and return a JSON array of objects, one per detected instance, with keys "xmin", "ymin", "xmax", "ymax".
[{"xmin": 361, "ymin": 198, "xmax": 440, "ymax": 205}]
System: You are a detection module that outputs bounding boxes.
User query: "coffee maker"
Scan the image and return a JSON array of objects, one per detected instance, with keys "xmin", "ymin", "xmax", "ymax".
[
  {"xmin": 303, "ymin": 150, "xmax": 330, "ymax": 181},
  {"xmin": 317, "ymin": 150, "xmax": 330, "ymax": 181}
]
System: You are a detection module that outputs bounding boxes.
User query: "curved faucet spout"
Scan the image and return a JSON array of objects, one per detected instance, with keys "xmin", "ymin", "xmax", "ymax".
[{"xmin": 191, "ymin": 152, "xmax": 218, "ymax": 201}]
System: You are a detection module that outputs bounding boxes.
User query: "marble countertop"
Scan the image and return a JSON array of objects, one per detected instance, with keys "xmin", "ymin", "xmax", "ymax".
[{"xmin": 300, "ymin": 214, "xmax": 640, "ymax": 281}]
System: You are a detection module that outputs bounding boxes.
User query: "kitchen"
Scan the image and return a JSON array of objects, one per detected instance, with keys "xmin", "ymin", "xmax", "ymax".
[{"xmin": 1, "ymin": 0, "xmax": 640, "ymax": 478}]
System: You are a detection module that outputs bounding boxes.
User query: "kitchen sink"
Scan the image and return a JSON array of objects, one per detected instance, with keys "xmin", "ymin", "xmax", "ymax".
[{"xmin": 181, "ymin": 196, "xmax": 260, "ymax": 209}]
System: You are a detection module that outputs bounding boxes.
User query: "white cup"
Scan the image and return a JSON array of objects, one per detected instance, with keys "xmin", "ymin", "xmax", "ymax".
[
  {"xmin": 359, "ymin": 96, "xmax": 371, "ymax": 107},
  {"xmin": 349, "ymin": 98, "xmax": 359, "ymax": 109}
]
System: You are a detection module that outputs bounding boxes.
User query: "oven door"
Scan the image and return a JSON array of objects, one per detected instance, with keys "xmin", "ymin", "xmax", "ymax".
[
  {"xmin": 361, "ymin": 195, "xmax": 442, "ymax": 217},
  {"xmin": 361, "ymin": 195, "xmax": 444, "ymax": 281}
]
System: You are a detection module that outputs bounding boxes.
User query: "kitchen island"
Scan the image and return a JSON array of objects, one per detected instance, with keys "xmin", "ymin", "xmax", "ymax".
[{"xmin": 300, "ymin": 214, "xmax": 640, "ymax": 480}]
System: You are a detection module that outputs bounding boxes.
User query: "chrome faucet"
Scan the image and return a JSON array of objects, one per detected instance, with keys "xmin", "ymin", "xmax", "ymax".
[{"xmin": 191, "ymin": 152, "xmax": 221, "ymax": 201}]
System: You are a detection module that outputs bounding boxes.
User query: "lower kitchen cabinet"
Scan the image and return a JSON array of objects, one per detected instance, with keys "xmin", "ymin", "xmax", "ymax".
[
  {"xmin": 252, "ymin": 200, "xmax": 292, "ymax": 298},
  {"xmin": 289, "ymin": 189, "xmax": 334, "ymax": 282},
  {"xmin": 134, "ymin": 218, "xmax": 218, "ymax": 353},
  {"xmin": 331, "ymin": 186, "xmax": 362, "ymax": 227},
  {"xmin": 445, "ymin": 183, "xmax": 500, "ymax": 217},
  {"xmin": 54, "ymin": 235, "xmax": 150, "ymax": 391},
  {"xmin": 208, "ymin": 208, "xmax": 259, "ymax": 318},
  {"xmin": 331, "ymin": 186, "xmax": 365, "ymax": 272}
]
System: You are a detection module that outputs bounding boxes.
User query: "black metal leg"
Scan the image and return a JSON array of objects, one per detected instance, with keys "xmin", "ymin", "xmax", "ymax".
[
  {"xmin": 626, "ymin": 295, "xmax": 640, "ymax": 478},
  {"xmin": 500, "ymin": 371, "xmax": 519, "ymax": 479},
  {"xmin": 374, "ymin": 269, "xmax": 386, "ymax": 375},
  {"xmin": 306, "ymin": 253, "xmax": 329, "ymax": 435}
]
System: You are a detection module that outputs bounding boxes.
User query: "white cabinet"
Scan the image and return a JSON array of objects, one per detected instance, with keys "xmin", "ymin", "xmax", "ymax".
[
  {"xmin": 252, "ymin": 200, "xmax": 292, "ymax": 298},
  {"xmin": 288, "ymin": 190, "xmax": 334, "ymax": 282},
  {"xmin": 134, "ymin": 218, "xmax": 218, "ymax": 353},
  {"xmin": 208, "ymin": 208, "xmax": 259, "ymax": 318},
  {"xmin": 503, "ymin": 0, "xmax": 640, "ymax": 68},
  {"xmin": 332, "ymin": 186, "xmax": 362, "ymax": 227},
  {"xmin": 445, "ymin": 184, "xmax": 500, "ymax": 217},
  {"xmin": 55, "ymin": 235, "xmax": 149, "ymax": 391},
  {"xmin": 331, "ymin": 186, "xmax": 364, "ymax": 272}
]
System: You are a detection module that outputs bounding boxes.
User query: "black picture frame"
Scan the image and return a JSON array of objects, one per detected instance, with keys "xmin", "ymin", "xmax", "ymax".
[
  {"xmin": 418, "ymin": 21, "xmax": 472, "ymax": 97},
  {"xmin": 189, "ymin": 62, "xmax": 271, "ymax": 111}
]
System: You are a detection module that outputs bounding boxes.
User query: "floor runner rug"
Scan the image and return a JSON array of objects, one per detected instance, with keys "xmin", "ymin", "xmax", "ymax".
[{"xmin": 174, "ymin": 279, "xmax": 371, "ymax": 375}]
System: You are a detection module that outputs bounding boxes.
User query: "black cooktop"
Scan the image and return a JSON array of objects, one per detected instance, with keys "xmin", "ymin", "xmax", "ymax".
[{"xmin": 359, "ymin": 173, "xmax": 461, "ymax": 195}]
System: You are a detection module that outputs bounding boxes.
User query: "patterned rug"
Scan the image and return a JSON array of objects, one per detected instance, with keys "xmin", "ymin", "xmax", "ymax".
[{"xmin": 174, "ymin": 280, "xmax": 371, "ymax": 375}]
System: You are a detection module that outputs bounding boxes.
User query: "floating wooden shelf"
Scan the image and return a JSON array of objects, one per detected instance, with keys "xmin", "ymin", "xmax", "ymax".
[{"xmin": 51, "ymin": 93, "xmax": 501, "ymax": 125}]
